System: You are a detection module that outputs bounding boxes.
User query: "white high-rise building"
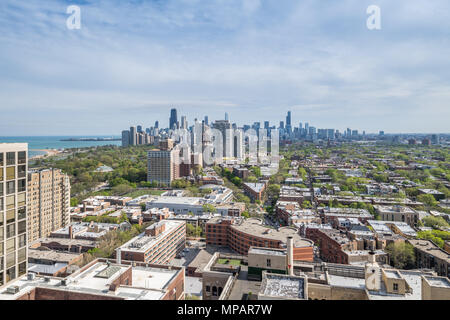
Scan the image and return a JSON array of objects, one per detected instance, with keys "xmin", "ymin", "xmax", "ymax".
[{"xmin": 0, "ymin": 143, "xmax": 28, "ymax": 288}]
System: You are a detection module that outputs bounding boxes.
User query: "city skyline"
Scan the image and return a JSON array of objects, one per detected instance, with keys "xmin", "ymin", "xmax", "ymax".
[{"xmin": 1, "ymin": 0, "xmax": 450, "ymax": 135}]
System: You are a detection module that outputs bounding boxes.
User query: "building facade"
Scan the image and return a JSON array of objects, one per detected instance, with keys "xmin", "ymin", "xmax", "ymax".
[
  {"xmin": 0, "ymin": 143, "xmax": 28, "ymax": 288},
  {"xmin": 27, "ymin": 168, "xmax": 71, "ymax": 243}
]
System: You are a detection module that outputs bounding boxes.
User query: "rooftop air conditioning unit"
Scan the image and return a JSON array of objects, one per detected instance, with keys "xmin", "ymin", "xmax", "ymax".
[
  {"xmin": 7, "ymin": 286, "xmax": 20, "ymax": 294},
  {"xmin": 44, "ymin": 276, "xmax": 51, "ymax": 283},
  {"xmin": 27, "ymin": 273, "xmax": 36, "ymax": 281},
  {"xmin": 61, "ymin": 279, "xmax": 71, "ymax": 286}
]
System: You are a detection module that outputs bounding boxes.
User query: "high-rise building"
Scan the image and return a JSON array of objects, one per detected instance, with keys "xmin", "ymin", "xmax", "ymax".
[
  {"xmin": 147, "ymin": 149, "xmax": 178, "ymax": 186},
  {"xmin": 137, "ymin": 125, "xmax": 143, "ymax": 133},
  {"xmin": 264, "ymin": 121, "xmax": 270, "ymax": 129},
  {"xmin": 155, "ymin": 121, "xmax": 159, "ymax": 129},
  {"xmin": 225, "ymin": 113, "xmax": 229, "ymax": 122},
  {"xmin": 121, "ymin": 130, "xmax": 130, "ymax": 147},
  {"xmin": 180, "ymin": 116, "xmax": 188, "ymax": 130},
  {"xmin": 129, "ymin": 126, "xmax": 137, "ymax": 146},
  {"xmin": 27, "ymin": 168, "xmax": 70, "ymax": 243},
  {"xmin": 170, "ymin": 108, "xmax": 178, "ymax": 130},
  {"xmin": 286, "ymin": 111, "xmax": 292, "ymax": 127},
  {"xmin": 0, "ymin": 143, "xmax": 28, "ymax": 288},
  {"xmin": 212, "ymin": 120, "xmax": 232, "ymax": 158},
  {"xmin": 204, "ymin": 116, "xmax": 209, "ymax": 126}
]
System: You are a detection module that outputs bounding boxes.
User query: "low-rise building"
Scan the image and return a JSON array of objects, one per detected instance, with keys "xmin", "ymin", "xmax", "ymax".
[
  {"xmin": 205, "ymin": 217, "xmax": 314, "ymax": 261},
  {"xmin": 374, "ymin": 205, "xmax": 419, "ymax": 227},
  {"xmin": 117, "ymin": 220, "xmax": 186, "ymax": 264},
  {"xmin": 0, "ymin": 259, "xmax": 185, "ymax": 300},
  {"xmin": 407, "ymin": 239, "xmax": 450, "ymax": 278}
]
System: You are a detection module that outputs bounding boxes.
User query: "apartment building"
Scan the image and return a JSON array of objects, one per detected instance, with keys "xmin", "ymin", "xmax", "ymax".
[
  {"xmin": 0, "ymin": 143, "xmax": 28, "ymax": 288},
  {"xmin": 117, "ymin": 220, "xmax": 186, "ymax": 264},
  {"xmin": 147, "ymin": 149, "xmax": 179, "ymax": 186},
  {"xmin": 27, "ymin": 168, "xmax": 71, "ymax": 243},
  {"xmin": 206, "ymin": 217, "xmax": 314, "ymax": 261}
]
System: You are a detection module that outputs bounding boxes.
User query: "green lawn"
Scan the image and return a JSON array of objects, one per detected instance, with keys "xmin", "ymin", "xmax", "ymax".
[
  {"xmin": 217, "ymin": 258, "xmax": 243, "ymax": 266},
  {"xmin": 124, "ymin": 189, "xmax": 166, "ymax": 198}
]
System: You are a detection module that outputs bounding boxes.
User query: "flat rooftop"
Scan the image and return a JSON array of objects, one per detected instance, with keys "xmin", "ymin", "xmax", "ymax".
[
  {"xmin": 248, "ymin": 247, "xmax": 286, "ymax": 256},
  {"xmin": 230, "ymin": 218, "xmax": 313, "ymax": 248},
  {"xmin": 0, "ymin": 262, "xmax": 181, "ymax": 300},
  {"xmin": 120, "ymin": 220, "xmax": 184, "ymax": 253},
  {"xmin": 260, "ymin": 274, "xmax": 306, "ymax": 299},
  {"xmin": 424, "ymin": 276, "xmax": 450, "ymax": 288}
]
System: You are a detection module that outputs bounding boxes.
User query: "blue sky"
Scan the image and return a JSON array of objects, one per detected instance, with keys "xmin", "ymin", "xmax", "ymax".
[{"xmin": 0, "ymin": 0, "xmax": 449, "ymax": 135}]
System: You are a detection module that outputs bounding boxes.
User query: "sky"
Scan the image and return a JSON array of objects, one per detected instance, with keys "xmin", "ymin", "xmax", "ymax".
[{"xmin": 0, "ymin": 0, "xmax": 449, "ymax": 135}]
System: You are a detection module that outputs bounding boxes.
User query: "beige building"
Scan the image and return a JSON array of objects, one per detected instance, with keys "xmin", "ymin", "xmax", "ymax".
[
  {"xmin": 0, "ymin": 143, "xmax": 28, "ymax": 288},
  {"xmin": 147, "ymin": 149, "xmax": 179, "ymax": 186},
  {"xmin": 27, "ymin": 168, "xmax": 71, "ymax": 243}
]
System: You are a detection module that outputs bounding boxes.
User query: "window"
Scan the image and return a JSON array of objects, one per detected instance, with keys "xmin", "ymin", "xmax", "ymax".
[
  {"xmin": 18, "ymin": 234, "xmax": 26, "ymax": 248},
  {"xmin": 206, "ymin": 285, "xmax": 211, "ymax": 292},
  {"xmin": 6, "ymin": 181, "xmax": 15, "ymax": 195},
  {"xmin": 6, "ymin": 167, "xmax": 15, "ymax": 180},
  {"xmin": 6, "ymin": 152, "xmax": 15, "ymax": 166},
  {"xmin": 6, "ymin": 266, "xmax": 16, "ymax": 282},
  {"xmin": 0, "ymin": 182, "xmax": 3, "ymax": 196},
  {"xmin": 18, "ymin": 151, "xmax": 26, "ymax": 164},
  {"xmin": 18, "ymin": 207, "xmax": 26, "ymax": 220},
  {"xmin": 18, "ymin": 248, "xmax": 26, "ymax": 263},
  {"xmin": 18, "ymin": 193, "xmax": 26, "ymax": 207},
  {"xmin": 0, "ymin": 168, "xmax": 3, "ymax": 181},
  {"xmin": 18, "ymin": 165, "xmax": 26, "ymax": 178},
  {"xmin": 0, "ymin": 153, "xmax": 3, "ymax": 166},
  {"xmin": 6, "ymin": 223, "xmax": 15, "ymax": 238},
  {"xmin": 6, "ymin": 196, "xmax": 16, "ymax": 210},
  {"xmin": 267, "ymin": 259, "xmax": 272, "ymax": 267},
  {"xmin": 393, "ymin": 283, "xmax": 398, "ymax": 291},
  {"xmin": 18, "ymin": 220, "xmax": 26, "ymax": 235},
  {"xmin": 0, "ymin": 197, "xmax": 3, "ymax": 211},
  {"xmin": 18, "ymin": 262, "xmax": 27, "ymax": 277},
  {"xmin": 0, "ymin": 226, "xmax": 3, "ymax": 241},
  {"xmin": 18, "ymin": 179, "xmax": 26, "ymax": 192},
  {"xmin": 6, "ymin": 209, "xmax": 15, "ymax": 224}
]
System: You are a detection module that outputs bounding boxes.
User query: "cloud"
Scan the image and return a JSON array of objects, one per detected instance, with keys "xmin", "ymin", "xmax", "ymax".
[{"xmin": 0, "ymin": 0, "xmax": 449, "ymax": 135}]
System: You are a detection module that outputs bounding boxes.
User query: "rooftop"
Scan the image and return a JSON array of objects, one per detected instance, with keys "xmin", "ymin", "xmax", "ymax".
[{"xmin": 259, "ymin": 273, "xmax": 306, "ymax": 300}]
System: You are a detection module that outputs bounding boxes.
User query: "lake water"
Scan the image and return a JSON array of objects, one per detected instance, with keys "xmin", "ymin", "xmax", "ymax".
[{"xmin": 0, "ymin": 136, "xmax": 121, "ymax": 158}]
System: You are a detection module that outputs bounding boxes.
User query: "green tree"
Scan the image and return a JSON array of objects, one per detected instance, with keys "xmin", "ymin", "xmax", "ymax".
[
  {"xmin": 422, "ymin": 216, "xmax": 450, "ymax": 229},
  {"xmin": 417, "ymin": 194, "xmax": 438, "ymax": 207},
  {"xmin": 385, "ymin": 242, "xmax": 416, "ymax": 269},
  {"xmin": 202, "ymin": 204, "xmax": 217, "ymax": 213}
]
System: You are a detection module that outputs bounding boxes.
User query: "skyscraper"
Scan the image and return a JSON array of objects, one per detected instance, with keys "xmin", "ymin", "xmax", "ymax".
[
  {"xmin": 27, "ymin": 168, "xmax": 70, "ymax": 243},
  {"xmin": 169, "ymin": 108, "xmax": 178, "ymax": 130},
  {"xmin": 155, "ymin": 121, "xmax": 159, "ymax": 129},
  {"xmin": 121, "ymin": 130, "xmax": 130, "ymax": 147},
  {"xmin": 147, "ymin": 148, "xmax": 178, "ymax": 186},
  {"xmin": 286, "ymin": 111, "xmax": 292, "ymax": 127},
  {"xmin": 212, "ymin": 120, "xmax": 232, "ymax": 158},
  {"xmin": 225, "ymin": 112, "xmax": 229, "ymax": 121},
  {"xmin": 129, "ymin": 126, "xmax": 137, "ymax": 145},
  {"xmin": 204, "ymin": 116, "xmax": 209, "ymax": 126},
  {"xmin": 0, "ymin": 143, "xmax": 28, "ymax": 288}
]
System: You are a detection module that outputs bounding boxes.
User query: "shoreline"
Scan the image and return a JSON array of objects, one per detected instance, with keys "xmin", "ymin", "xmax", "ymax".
[{"xmin": 30, "ymin": 149, "xmax": 62, "ymax": 160}]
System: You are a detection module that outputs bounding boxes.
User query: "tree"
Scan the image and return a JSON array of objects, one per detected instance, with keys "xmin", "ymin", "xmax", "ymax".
[
  {"xmin": 422, "ymin": 216, "xmax": 450, "ymax": 229},
  {"xmin": 267, "ymin": 184, "xmax": 281, "ymax": 199},
  {"xmin": 202, "ymin": 204, "xmax": 217, "ymax": 213},
  {"xmin": 385, "ymin": 242, "xmax": 415, "ymax": 269},
  {"xmin": 231, "ymin": 176, "xmax": 242, "ymax": 187},
  {"xmin": 417, "ymin": 194, "xmax": 438, "ymax": 207}
]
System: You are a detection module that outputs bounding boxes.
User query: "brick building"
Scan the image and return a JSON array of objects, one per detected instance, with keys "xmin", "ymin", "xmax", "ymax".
[{"xmin": 206, "ymin": 217, "xmax": 314, "ymax": 261}]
